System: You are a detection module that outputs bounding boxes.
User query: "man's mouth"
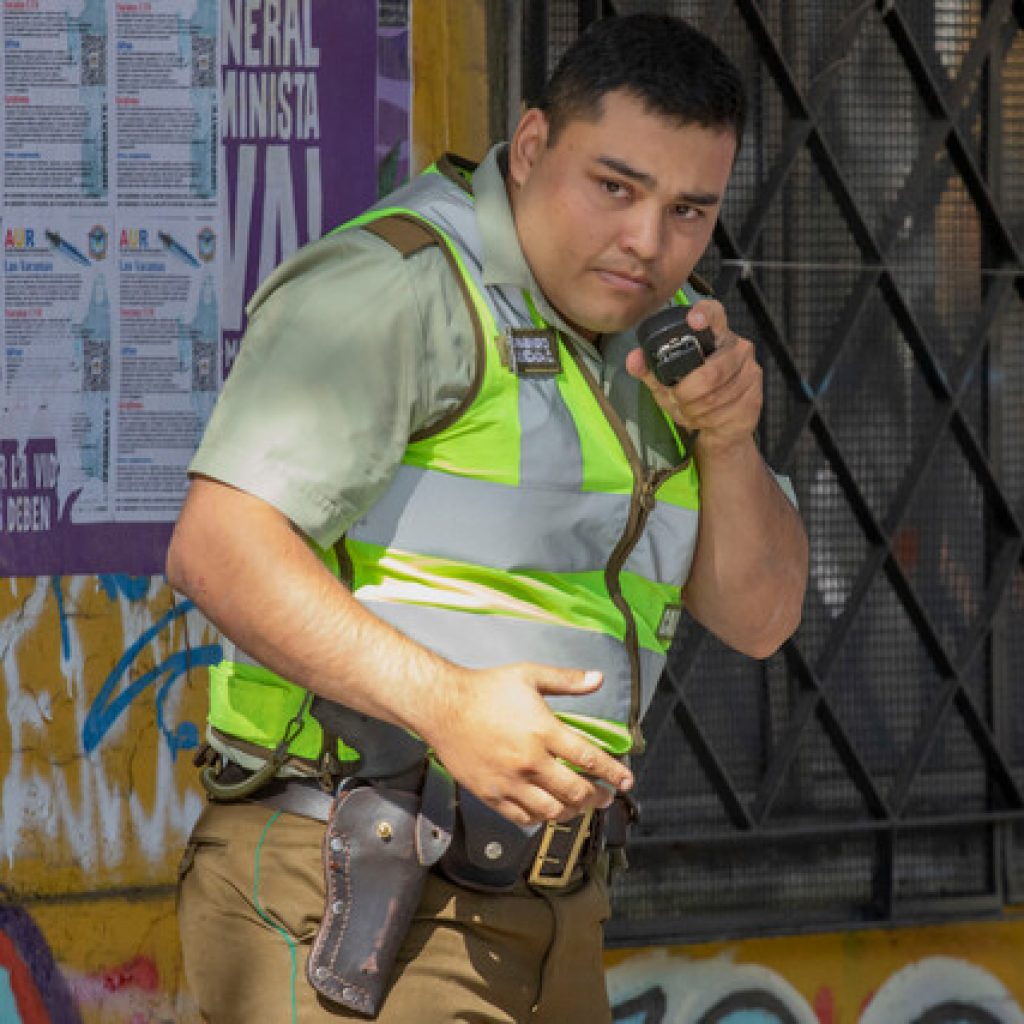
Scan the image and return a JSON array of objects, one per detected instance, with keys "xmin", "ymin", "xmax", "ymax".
[{"xmin": 595, "ymin": 268, "xmax": 652, "ymax": 293}]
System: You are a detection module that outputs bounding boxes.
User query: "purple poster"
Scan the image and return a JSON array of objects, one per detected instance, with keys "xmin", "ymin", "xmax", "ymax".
[
  {"xmin": 221, "ymin": 0, "xmax": 380, "ymax": 376},
  {"xmin": 0, "ymin": 0, "xmax": 409, "ymax": 577}
]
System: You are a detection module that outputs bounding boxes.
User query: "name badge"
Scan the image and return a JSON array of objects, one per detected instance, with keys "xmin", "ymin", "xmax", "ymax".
[
  {"xmin": 505, "ymin": 327, "xmax": 562, "ymax": 377},
  {"xmin": 657, "ymin": 603, "xmax": 683, "ymax": 645}
]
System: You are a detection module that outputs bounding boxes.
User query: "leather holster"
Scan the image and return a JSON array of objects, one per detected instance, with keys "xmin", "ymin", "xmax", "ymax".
[{"xmin": 306, "ymin": 759, "xmax": 454, "ymax": 1017}]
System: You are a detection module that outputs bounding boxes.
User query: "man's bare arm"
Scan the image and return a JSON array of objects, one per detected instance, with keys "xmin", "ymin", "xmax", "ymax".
[
  {"xmin": 626, "ymin": 300, "xmax": 808, "ymax": 656},
  {"xmin": 684, "ymin": 434, "xmax": 807, "ymax": 656},
  {"xmin": 166, "ymin": 475, "xmax": 633, "ymax": 824}
]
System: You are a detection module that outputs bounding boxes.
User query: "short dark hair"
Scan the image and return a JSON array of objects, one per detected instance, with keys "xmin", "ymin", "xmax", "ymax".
[{"xmin": 538, "ymin": 14, "xmax": 747, "ymax": 145}]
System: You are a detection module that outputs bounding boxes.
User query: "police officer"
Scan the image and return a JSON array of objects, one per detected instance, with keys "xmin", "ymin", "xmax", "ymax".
[{"xmin": 169, "ymin": 13, "xmax": 808, "ymax": 1023}]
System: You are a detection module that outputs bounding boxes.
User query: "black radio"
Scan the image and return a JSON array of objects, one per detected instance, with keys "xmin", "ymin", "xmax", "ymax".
[{"xmin": 636, "ymin": 306, "xmax": 716, "ymax": 386}]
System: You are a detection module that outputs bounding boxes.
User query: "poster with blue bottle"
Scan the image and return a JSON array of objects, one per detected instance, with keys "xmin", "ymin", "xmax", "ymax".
[
  {"xmin": 1, "ymin": 219, "xmax": 114, "ymax": 543},
  {"xmin": 0, "ymin": 0, "xmax": 408, "ymax": 575},
  {"xmin": 2, "ymin": 0, "xmax": 110, "ymax": 208},
  {"xmin": 113, "ymin": 0, "xmax": 217, "ymax": 209}
]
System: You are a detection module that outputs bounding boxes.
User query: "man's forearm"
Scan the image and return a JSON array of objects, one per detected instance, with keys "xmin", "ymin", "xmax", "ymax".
[
  {"xmin": 683, "ymin": 435, "xmax": 808, "ymax": 657},
  {"xmin": 166, "ymin": 477, "xmax": 458, "ymax": 736},
  {"xmin": 165, "ymin": 476, "xmax": 634, "ymax": 824}
]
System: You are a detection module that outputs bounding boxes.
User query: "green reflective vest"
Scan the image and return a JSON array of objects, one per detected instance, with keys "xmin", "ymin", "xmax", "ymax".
[{"xmin": 207, "ymin": 157, "xmax": 702, "ymax": 770}]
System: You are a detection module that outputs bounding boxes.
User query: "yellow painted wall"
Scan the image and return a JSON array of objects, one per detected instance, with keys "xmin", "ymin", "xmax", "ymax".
[
  {"xmin": 1, "ymin": 576, "xmax": 212, "ymax": 1022},
  {"xmin": 607, "ymin": 919, "xmax": 1024, "ymax": 1021},
  {"xmin": 410, "ymin": 0, "xmax": 492, "ymax": 170}
]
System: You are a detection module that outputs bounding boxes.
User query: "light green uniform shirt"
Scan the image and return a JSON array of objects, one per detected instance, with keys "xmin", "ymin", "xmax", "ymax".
[{"xmin": 190, "ymin": 145, "xmax": 688, "ymax": 547}]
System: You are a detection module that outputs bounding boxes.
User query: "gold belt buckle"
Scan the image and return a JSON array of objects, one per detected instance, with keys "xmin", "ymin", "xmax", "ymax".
[{"xmin": 527, "ymin": 809, "xmax": 593, "ymax": 889}]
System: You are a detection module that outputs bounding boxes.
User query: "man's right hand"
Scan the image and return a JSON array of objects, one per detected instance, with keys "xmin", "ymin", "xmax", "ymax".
[{"xmin": 418, "ymin": 663, "xmax": 634, "ymax": 827}]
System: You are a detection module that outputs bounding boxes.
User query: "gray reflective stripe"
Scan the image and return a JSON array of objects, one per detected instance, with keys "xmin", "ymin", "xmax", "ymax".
[
  {"xmin": 349, "ymin": 463, "xmax": 631, "ymax": 573},
  {"xmin": 495, "ymin": 286, "xmax": 585, "ymax": 489},
  {"xmin": 637, "ymin": 648, "xmax": 667, "ymax": 720},
  {"xmin": 220, "ymin": 635, "xmax": 663, "ymax": 736},
  {"xmin": 623, "ymin": 502, "xmax": 699, "ymax": 588},
  {"xmin": 545, "ymin": 647, "xmax": 665, "ymax": 726},
  {"xmin": 359, "ymin": 597, "xmax": 636, "ymax": 724},
  {"xmin": 373, "ymin": 173, "xmax": 480, "ymax": 259},
  {"xmin": 519, "ymin": 374, "xmax": 583, "ymax": 489},
  {"xmin": 773, "ymin": 471, "xmax": 799, "ymax": 508},
  {"xmin": 488, "ymin": 278, "xmax": 532, "ymax": 329}
]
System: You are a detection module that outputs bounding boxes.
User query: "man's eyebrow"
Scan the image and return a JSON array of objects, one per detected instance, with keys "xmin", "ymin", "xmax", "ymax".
[{"xmin": 595, "ymin": 155, "xmax": 722, "ymax": 206}]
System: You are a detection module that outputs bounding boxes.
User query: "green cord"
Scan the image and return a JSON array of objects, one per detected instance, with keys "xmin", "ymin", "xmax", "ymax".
[{"xmin": 253, "ymin": 811, "xmax": 299, "ymax": 1024}]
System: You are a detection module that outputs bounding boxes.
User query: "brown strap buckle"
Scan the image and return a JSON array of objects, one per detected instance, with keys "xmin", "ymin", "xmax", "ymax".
[{"xmin": 527, "ymin": 809, "xmax": 594, "ymax": 889}]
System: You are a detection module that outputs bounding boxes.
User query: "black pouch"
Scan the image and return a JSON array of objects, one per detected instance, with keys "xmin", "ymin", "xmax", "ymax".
[
  {"xmin": 306, "ymin": 761, "xmax": 455, "ymax": 1017},
  {"xmin": 436, "ymin": 788, "xmax": 537, "ymax": 891}
]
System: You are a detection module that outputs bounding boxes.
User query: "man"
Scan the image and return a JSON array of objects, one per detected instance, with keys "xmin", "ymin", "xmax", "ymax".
[{"xmin": 169, "ymin": 13, "xmax": 808, "ymax": 1024}]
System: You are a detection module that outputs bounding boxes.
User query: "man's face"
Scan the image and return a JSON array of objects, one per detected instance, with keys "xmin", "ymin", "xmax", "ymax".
[{"xmin": 507, "ymin": 89, "xmax": 737, "ymax": 339}]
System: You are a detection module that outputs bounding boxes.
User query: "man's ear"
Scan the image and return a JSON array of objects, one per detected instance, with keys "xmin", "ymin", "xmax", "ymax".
[{"xmin": 507, "ymin": 107, "xmax": 549, "ymax": 189}]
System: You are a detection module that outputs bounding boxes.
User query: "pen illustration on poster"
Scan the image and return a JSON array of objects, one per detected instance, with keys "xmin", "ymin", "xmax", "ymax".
[{"xmin": 0, "ymin": 0, "xmax": 409, "ymax": 576}]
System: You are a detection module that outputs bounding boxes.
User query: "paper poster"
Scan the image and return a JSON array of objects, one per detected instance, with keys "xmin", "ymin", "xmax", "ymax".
[{"xmin": 0, "ymin": 0, "xmax": 408, "ymax": 575}]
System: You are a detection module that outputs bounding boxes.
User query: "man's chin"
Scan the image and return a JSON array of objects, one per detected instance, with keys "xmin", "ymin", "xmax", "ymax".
[
  {"xmin": 578, "ymin": 304, "xmax": 660, "ymax": 338},
  {"xmin": 557, "ymin": 289, "xmax": 667, "ymax": 339}
]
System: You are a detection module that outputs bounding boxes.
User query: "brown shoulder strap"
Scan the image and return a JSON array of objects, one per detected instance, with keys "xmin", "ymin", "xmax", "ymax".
[
  {"xmin": 435, "ymin": 153, "xmax": 478, "ymax": 194},
  {"xmin": 357, "ymin": 212, "xmax": 487, "ymax": 442},
  {"xmin": 687, "ymin": 270, "xmax": 715, "ymax": 298},
  {"xmin": 360, "ymin": 215, "xmax": 437, "ymax": 258}
]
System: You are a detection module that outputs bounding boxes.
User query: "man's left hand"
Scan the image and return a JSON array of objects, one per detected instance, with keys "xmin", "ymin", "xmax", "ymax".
[{"xmin": 625, "ymin": 299, "xmax": 762, "ymax": 455}]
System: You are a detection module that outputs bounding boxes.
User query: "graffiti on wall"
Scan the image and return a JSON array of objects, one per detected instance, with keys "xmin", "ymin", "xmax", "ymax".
[
  {"xmin": 0, "ymin": 904, "xmax": 81, "ymax": 1024},
  {"xmin": 2, "ymin": 575, "xmax": 216, "ymax": 878},
  {"xmin": 608, "ymin": 949, "xmax": 820, "ymax": 1024},
  {"xmin": 76, "ymin": 576, "xmax": 220, "ymax": 760},
  {"xmin": 2, "ymin": 573, "xmax": 213, "ymax": 1022},
  {"xmin": 5, "ymin": 572, "xmax": 1024, "ymax": 1022},
  {"xmin": 859, "ymin": 957, "xmax": 1024, "ymax": 1024},
  {"xmin": 606, "ymin": 947, "xmax": 1024, "ymax": 1024},
  {"xmin": 0, "ymin": 898, "xmax": 196, "ymax": 1024}
]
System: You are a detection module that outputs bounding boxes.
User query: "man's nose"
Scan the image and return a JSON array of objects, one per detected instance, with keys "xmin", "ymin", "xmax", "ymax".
[{"xmin": 621, "ymin": 204, "xmax": 663, "ymax": 261}]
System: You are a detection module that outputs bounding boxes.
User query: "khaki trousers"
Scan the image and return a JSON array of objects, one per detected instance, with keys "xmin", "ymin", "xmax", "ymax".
[{"xmin": 177, "ymin": 801, "xmax": 614, "ymax": 1024}]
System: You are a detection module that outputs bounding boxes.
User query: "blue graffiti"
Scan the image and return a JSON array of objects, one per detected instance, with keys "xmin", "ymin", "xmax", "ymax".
[
  {"xmin": 50, "ymin": 576, "xmax": 71, "ymax": 661},
  {"xmin": 82, "ymin": 598, "xmax": 221, "ymax": 758},
  {"xmin": 699, "ymin": 993, "xmax": 800, "ymax": 1024},
  {"xmin": 97, "ymin": 573, "xmax": 151, "ymax": 602},
  {"xmin": 611, "ymin": 986, "xmax": 803, "ymax": 1024},
  {"xmin": 0, "ymin": 903, "xmax": 83, "ymax": 1024},
  {"xmin": 613, "ymin": 986, "xmax": 666, "ymax": 1023},
  {"xmin": 712, "ymin": 1012, "xmax": 791, "ymax": 1024},
  {"xmin": 0, "ymin": 972, "xmax": 19, "ymax": 1024},
  {"xmin": 51, "ymin": 575, "xmax": 150, "ymax": 664}
]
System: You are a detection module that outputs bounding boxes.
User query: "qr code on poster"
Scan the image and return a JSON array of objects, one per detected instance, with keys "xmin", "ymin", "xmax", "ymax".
[
  {"xmin": 82, "ymin": 34, "xmax": 106, "ymax": 87},
  {"xmin": 192, "ymin": 35, "xmax": 214, "ymax": 89},
  {"xmin": 192, "ymin": 340, "xmax": 216, "ymax": 391},
  {"xmin": 83, "ymin": 339, "xmax": 110, "ymax": 392}
]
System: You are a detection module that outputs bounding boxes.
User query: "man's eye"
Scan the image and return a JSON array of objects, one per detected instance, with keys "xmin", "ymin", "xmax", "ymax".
[
  {"xmin": 601, "ymin": 179, "xmax": 626, "ymax": 196},
  {"xmin": 675, "ymin": 205, "xmax": 703, "ymax": 220}
]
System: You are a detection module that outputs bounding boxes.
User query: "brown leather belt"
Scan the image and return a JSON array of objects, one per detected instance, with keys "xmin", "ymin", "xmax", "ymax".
[
  {"xmin": 240, "ymin": 773, "xmax": 634, "ymax": 892},
  {"xmin": 251, "ymin": 775, "xmax": 335, "ymax": 819}
]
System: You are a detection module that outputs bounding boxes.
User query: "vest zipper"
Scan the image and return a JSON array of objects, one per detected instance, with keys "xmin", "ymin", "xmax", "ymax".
[{"xmin": 561, "ymin": 343, "xmax": 688, "ymax": 755}]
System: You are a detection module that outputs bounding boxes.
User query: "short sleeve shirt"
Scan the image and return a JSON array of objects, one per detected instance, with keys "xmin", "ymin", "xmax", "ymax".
[{"xmin": 189, "ymin": 145, "xmax": 688, "ymax": 548}]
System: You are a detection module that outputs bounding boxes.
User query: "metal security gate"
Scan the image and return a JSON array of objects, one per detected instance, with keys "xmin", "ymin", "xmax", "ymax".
[{"xmin": 516, "ymin": 0, "xmax": 1024, "ymax": 942}]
